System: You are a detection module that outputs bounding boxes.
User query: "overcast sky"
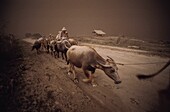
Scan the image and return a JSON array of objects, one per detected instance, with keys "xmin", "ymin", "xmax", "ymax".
[{"xmin": 1, "ymin": 0, "xmax": 170, "ymax": 40}]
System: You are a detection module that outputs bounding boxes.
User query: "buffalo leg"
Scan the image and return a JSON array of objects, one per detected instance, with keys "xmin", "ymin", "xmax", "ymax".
[
  {"xmin": 83, "ymin": 68, "xmax": 97, "ymax": 87},
  {"xmin": 89, "ymin": 73, "xmax": 97, "ymax": 87},
  {"xmin": 64, "ymin": 52, "xmax": 67, "ymax": 61},
  {"xmin": 54, "ymin": 51, "xmax": 56, "ymax": 58},
  {"xmin": 36, "ymin": 48, "xmax": 40, "ymax": 54},
  {"xmin": 61, "ymin": 53, "xmax": 64, "ymax": 59},
  {"xmin": 82, "ymin": 65, "xmax": 90, "ymax": 82},
  {"xmin": 58, "ymin": 52, "xmax": 60, "ymax": 58},
  {"xmin": 71, "ymin": 64, "xmax": 78, "ymax": 83},
  {"xmin": 47, "ymin": 45, "xmax": 49, "ymax": 53},
  {"xmin": 56, "ymin": 51, "xmax": 59, "ymax": 58},
  {"xmin": 68, "ymin": 66, "xmax": 72, "ymax": 75},
  {"xmin": 82, "ymin": 70, "xmax": 91, "ymax": 83},
  {"xmin": 68, "ymin": 63, "xmax": 73, "ymax": 75}
]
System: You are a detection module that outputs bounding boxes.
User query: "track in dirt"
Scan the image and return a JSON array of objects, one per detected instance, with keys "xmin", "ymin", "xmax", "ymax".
[{"xmin": 22, "ymin": 38, "xmax": 170, "ymax": 112}]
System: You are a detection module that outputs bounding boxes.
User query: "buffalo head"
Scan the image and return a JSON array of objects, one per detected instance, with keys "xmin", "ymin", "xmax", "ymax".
[{"xmin": 97, "ymin": 56, "xmax": 121, "ymax": 84}]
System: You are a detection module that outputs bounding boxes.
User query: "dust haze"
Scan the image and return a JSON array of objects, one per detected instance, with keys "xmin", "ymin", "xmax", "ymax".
[{"xmin": 1, "ymin": 0, "xmax": 170, "ymax": 40}]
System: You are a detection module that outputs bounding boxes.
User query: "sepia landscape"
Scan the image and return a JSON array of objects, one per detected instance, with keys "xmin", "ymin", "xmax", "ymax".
[{"xmin": 0, "ymin": 0, "xmax": 170, "ymax": 112}]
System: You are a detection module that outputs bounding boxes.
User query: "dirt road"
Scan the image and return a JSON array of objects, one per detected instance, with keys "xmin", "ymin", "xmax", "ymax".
[{"xmin": 21, "ymin": 38, "xmax": 170, "ymax": 112}]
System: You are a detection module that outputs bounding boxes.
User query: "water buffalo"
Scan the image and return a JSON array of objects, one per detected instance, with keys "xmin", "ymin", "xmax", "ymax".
[
  {"xmin": 67, "ymin": 45, "xmax": 121, "ymax": 86},
  {"xmin": 50, "ymin": 39, "xmax": 71, "ymax": 60},
  {"xmin": 31, "ymin": 40, "xmax": 41, "ymax": 54},
  {"xmin": 49, "ymin": 40, "xmax": 57, "ymax": 57}
]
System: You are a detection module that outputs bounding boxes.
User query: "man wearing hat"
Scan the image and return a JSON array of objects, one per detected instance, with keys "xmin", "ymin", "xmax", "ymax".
[{"xmin": 61, "ymin": 27, "xmax": 68, "ymax": 40}]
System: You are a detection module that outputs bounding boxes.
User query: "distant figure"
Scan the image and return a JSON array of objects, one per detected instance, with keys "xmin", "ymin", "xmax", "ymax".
[{"xmin": 61, "ymin": 27, "xmax": 68, "ymax": 40}]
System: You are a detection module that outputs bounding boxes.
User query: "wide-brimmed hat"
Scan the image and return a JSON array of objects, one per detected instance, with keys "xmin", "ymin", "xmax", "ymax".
[{"xmin": 62, "ymin": 27, "xmax": 67, "ymax": 31}]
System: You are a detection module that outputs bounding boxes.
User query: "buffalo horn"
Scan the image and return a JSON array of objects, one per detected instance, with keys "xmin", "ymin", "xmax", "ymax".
[
  {"xmin": 107, "ymin": 56, "xmax": 114, "ymax": 61},
  {"xmin": 97, "ymin": 61, "xmax": 112, "ymax": 68}
]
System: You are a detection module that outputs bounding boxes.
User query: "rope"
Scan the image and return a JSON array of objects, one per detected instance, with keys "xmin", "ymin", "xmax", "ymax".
[{"xmin": 116, "ymin": 61, "xmax": 168, "ymax": 66}]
